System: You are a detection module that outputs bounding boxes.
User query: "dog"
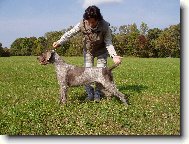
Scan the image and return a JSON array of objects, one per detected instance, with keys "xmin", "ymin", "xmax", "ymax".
[{"xmin": 37, "ymin": 50, "xmax": 128, "ymax": 105}]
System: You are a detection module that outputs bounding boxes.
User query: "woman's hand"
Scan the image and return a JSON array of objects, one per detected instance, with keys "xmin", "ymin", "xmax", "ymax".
[
  {"xmin": 113, "ymin": 56, "xmax": 123, "ymax": 64},
  {"xmin": 53, "ymin": 42, "xmax": 61, "ymax": 48}
]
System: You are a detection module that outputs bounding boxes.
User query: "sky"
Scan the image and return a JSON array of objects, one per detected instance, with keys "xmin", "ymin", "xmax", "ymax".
[{"xmin": 0, "ymin": 0, "xmax": 180, "ymax": 48}]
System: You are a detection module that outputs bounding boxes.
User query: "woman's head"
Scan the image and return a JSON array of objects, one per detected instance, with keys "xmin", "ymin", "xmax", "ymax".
[
  {"xmin": 83, "ymin": 5, "xmax": 103, "ymax": 21},
  {"xmin": 83, "ymin": 6, "xmax": 103, "ymax": 28}
]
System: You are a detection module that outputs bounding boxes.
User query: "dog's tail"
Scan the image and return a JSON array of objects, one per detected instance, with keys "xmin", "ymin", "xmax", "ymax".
[{"xmin": 108, "ymin": 63, "xmax": 120, "ymax": 71}]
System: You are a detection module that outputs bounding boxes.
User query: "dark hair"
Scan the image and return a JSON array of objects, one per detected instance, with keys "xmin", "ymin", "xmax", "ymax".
[{"xmin": 83, "ymin": 5, "xmax": 103, "ymax": 21}]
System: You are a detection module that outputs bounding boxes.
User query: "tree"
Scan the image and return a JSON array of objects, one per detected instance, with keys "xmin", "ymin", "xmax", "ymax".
[
  {"xmin": 119, "ymin": 25, "xmax": 130, "ymax": 34},
  {"xmin": 155, "ymin": 24, "xmax": 180, "ymax": 57},
  {"xmin": 140, "ymin": 22, "xmax": 149, "ymax": 35},
  {"xmin": 2, "ymin": 47, "xmax": 10, "ymax": 57},
  {"xmin": 44, "ymin": 31, "xmax": 66, "ymax": 55},
  {"xmin": 10, "ymin": 37, "xmax": 37, "ymax": 56},
  {"xmin": 32, "ymin": 37, "xmax": 47, "ymax": 55},
  {"xmin": 10, "ymin": 38, "xmax": 23, "ymax": 56},
  {"xmin": 0, "ymin": 43, "xmax": 3, "ymax": 56},
  {"xmin": 116, "ymin": 24, "xmax": 141, "ymax": 56},
  {"xmin": 135, "ymin": 35, "xmax": 149, "ymax": 57},
  {"xmin": 110, "ymin": 26, "xmax": 118, "ymax": 34},
  {"xmin": 147, "ymin": 28, "xmax": 162, "ymax": 57},
  {"xmin": 8, "ymin": 22, "xmax": 180, "ymax": 57},
  {"xmin": 112, "ymin": 34, "xmax": 127, "ymax": 56},
  {"xmin": 0, "ymin": 43, "xmax": 10, "ymax": 57}
]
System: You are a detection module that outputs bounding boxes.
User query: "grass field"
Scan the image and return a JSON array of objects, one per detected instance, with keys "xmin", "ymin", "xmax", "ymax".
[{"xmin": 0, "ymin": 56, "xmax": 180, "ymax": 135}]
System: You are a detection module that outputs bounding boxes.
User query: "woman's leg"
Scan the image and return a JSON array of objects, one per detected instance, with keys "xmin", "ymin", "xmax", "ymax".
[
  {"xmin": 94, "ymin": 53, "xmax": 108, "ymax": 102},
  {"xmin": 84, "ymin": 51, "xmax": 95, "ymax": 100}
]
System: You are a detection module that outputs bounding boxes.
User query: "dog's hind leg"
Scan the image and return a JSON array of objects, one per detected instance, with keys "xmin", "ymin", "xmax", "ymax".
[
  {"xmin": 96, "ymin": 83, "xmax": 112, "ymax": 100},
  {"xmin": 102, "ymin": 82, "xmax": 128, "ymax": 105}
]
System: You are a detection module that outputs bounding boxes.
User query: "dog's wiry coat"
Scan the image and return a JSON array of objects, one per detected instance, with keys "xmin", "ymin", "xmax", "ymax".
[{"xmin": 37, "ymin": 50, "xmax": 127, "ymax": 105}]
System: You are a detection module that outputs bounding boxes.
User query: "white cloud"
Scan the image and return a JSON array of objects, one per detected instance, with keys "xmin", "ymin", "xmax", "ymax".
[{"xmin": 82, "ymin": 0, "xmax": 123, "ymax": 8}]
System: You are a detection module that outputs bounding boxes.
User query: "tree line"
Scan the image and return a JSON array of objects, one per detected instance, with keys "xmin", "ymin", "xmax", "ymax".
[
  {"xmin": 0, "ymin": 22, "xmax": 180, "ymax": 58},
  {"xmin": 0, "ymin": 43, "xmax": 10, "ymax": 57}
]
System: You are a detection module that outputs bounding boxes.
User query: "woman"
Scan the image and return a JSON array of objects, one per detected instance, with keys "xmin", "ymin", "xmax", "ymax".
[{"xmin": 53, "ymin": 5, "xmax": 122, "ymax": 102}]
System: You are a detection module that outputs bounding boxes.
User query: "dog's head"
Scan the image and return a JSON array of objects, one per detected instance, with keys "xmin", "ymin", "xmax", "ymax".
[{"xmin": 37, "ymin": 50, "xmax": 55, "ymax": 65}]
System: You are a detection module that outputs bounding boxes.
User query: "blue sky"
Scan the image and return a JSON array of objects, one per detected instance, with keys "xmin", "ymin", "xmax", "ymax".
[{"xmin": 0, "ymin": 0, "xmax": 180, "ymax": 48}]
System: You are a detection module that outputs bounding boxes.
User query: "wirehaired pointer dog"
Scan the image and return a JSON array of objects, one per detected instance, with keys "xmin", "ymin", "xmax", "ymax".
[{"xmin": 37, "ymin": 50, "xmax": 128, "ymax": 105}]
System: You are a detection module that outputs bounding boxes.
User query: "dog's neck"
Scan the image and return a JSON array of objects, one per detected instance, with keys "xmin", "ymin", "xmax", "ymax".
[
  {"xmin": 53, "ymin": 52, "xmax": 64, "ymax": 63},
  {"xmin": 54, "ymin": 53, "xmax": 66, "ymax": 68},
  {"xmin": 53, "ymin": 52, "xmax": 71, "ymax": 72}
]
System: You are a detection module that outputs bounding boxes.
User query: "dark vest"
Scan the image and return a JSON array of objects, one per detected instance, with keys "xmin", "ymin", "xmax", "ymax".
[{"xmin": 79, "ymin": 19, "xmax": 109, "ymax": 56}]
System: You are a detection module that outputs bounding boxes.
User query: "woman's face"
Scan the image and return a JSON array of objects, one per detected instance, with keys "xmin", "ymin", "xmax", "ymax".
[{"xmin": 87, "ymin": 18, "xmax": 98, "ymax": 28}]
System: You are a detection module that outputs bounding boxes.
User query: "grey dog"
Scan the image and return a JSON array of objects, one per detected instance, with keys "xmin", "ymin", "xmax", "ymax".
[{"xmin": 37, "ymin": 50, "xmax": 128, "ymax": 105}]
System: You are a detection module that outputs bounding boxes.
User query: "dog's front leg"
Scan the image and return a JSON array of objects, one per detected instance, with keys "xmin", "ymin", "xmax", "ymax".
[
  {"xmin": 56, "ymin": 72, "xmax": 68, "ymax": 104},
  {"xmin": 59, "ymin": 84, "xmax": 68, "ymax": 104}
]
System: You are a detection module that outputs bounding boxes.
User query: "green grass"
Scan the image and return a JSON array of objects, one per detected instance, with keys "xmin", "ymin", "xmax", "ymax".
[{"xmin": 0, "ymin": 56, "xmax": 180, "ymax": 135}]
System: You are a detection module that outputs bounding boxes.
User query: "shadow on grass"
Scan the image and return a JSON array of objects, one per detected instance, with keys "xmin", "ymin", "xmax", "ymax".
[
  {"xmin": 118, "ymin": 84, "xmax": 148, "ymax": 93},
  {"xmin": 117, "ymin": 84, "xmax": 148, "ymax": 105},
  {"xmin": 69, "ymin": 84, "xmax": 148, "ymax": 104}
]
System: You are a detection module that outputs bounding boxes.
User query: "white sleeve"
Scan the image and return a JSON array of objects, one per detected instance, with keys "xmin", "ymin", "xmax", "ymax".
[
  {"xmin": 57, "ymin": 22, "xmax": 81, "ymax": 45},
  {"xmin": 104, "ymin": 27, "xmax": 117, "ymax": 58}
]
